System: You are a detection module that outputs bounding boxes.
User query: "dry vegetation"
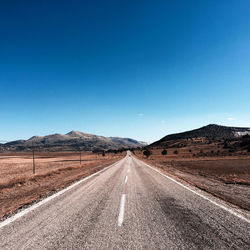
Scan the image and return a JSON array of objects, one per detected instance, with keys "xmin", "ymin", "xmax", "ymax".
[
  {"xmin": 135, "ymin": 142, "xmax": 250, "ymax": 211},
  {"xmin": 0, "ymin": 151, "xmax": 124, "ymax": 220}
]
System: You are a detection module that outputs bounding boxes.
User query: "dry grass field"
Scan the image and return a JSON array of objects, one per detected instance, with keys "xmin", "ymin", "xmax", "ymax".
[
  {"xmin": 0, "ymin": 151, "xmax": 124, "ymax": 220},
  {"xmin": 135, "ymin": 146, "xmax": 250, "ymax": 211}
]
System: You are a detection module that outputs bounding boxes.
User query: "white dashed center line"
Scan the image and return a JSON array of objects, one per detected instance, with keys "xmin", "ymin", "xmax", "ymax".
[{"xmin": 118, "ymin": 194, "xmax": 126, "ymax": 226}]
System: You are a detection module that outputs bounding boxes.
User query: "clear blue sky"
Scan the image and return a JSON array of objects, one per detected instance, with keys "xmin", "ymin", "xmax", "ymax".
[{"xmin": 1, "ymin": 0, "xmax": 250, "ymax": 143}]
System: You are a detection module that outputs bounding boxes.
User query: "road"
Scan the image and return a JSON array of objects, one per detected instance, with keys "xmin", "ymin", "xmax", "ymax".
[{"xmin": 0, "ymin": 152, "xmax": 249, "ymax": 249}]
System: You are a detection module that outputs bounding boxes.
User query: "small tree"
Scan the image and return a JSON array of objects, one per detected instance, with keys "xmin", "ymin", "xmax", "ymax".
[
  {"xmin": 173, "ymin": 150, "xmax": 179, "ymax": 154},
  {"xmin": 161, "ymin": 149, "xmax": 167, "ymax": 155},
  {"xmin": 223, "ymin": 141, "xmax": 230, "ymax": 149},
  {"xmin": 143, "ymin": 149, "xmax": 151, "ymax": 158},
  {"xmin": 102, "ymin": 151, "xmax": 105, "ymax": 157}
]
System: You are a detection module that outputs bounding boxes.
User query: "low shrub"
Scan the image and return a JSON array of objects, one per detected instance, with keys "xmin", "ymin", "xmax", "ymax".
[{"xmin": 161, "ymin": 149, "xmax": 167, "ymax": 155}]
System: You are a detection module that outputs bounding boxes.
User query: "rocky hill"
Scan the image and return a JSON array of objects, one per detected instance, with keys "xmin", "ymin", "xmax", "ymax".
[
  {"xmin": 1, "ymin": 131, "xmax": 146, "ymax": 151},
  {"xmin": 151, "ymin": 124, "xmax": 250, "ymax": 147}
]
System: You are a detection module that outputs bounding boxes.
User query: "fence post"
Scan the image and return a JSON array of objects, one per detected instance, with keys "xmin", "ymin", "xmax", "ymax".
[
  {"xmin": 32, "ymin": 142, "xmax": 35, "ymax": 174},
  {"xmin": 80, "ymin": 149, "xmax": 82, "ymax": 165}
]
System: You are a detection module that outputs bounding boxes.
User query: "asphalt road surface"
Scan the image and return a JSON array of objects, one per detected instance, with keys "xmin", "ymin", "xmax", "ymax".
[{"xmin": 0, "ymin": 152, "xmax": 249, "ymax": 249}]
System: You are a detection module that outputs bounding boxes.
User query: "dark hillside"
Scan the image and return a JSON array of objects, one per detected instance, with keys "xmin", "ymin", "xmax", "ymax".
[{"xmin": 151, "ymin": 124, "xmax": 250, "ymax": 147}]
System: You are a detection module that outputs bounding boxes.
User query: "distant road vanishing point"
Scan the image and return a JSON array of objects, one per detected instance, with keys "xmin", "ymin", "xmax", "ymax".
[{"xmin": 0, "ymin": 152, "xmax": 249, "ymax": 249}]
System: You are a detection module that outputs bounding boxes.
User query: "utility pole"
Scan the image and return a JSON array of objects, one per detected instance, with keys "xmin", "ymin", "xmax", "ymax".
[
  {"xmin": 32, "ymin": 142, "xmax": 35, "ymax": 174},
  {"xmin": 80, "ymin": 148, "xmax": 82, "ymax": 165}
]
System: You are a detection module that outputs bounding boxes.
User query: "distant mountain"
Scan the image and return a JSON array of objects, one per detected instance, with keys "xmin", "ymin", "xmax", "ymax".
[
  {"xmin": 151, "ymin": 124, "xmax": 250, "ymax": 147},
  {"xmin": 1, "ymin": 131, "xmax": 146, "ymax": 151}
]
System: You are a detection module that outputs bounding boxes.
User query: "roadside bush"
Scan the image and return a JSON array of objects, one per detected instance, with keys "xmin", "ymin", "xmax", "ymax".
[
  {"xmin": 240, "ymin": 136, "xmax": 250, "ymax": 147},
  {"xmin": 143, "ymin": 149, "xmax": 151, "ymax": 158},
  {"xmin": 223, "ymin": 141, "xmax": 230, "ymax": 149},
  {"xmin": 242, "ymin": 134, "xmax": 250, "ymax": 139},
  {"xmin": 173, "ymin": 150, "xmax": 179, "ymax": 154},
  {"xmin": 161, "ymin": 149, "xmax": 167, "ymax": 155}
]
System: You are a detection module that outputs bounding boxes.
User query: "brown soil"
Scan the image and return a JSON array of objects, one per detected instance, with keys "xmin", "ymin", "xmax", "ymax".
[
  {"xmin": 135, "ymin": 148, "xmax": 250, "ymax": 211},
  {"xmin": 0, "ymin": 152, "xmax": 124, "ymax": 220}
]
